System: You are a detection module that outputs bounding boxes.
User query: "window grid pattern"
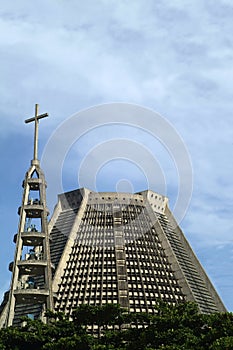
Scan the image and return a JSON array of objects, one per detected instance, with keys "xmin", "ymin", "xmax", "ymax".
[
  {"xmin": 55, "ymin": 204, "xmax": 118, "ymax": 315},
  {"xmin": 123, "ymin": 205, "xmax": 184, "ymax": 313},
  {"xmin": 55, "ymin": 202, "xmax": 185, "ymax": 315},
  {"xmin": 50, "ymin": 208, "xmax": 78, "ymax": 271},
  {"xmin": 158, "ymin": 213, "xmax": 218, "ymax": 313}
]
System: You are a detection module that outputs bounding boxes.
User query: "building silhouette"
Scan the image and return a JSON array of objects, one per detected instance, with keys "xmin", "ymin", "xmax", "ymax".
[
  {"xmin": 49, "ymin": 188, "xmax": 225, "ymax": 316},
  {"xmin": 0, "ymin": 106, "xmax": 226, "ymax": 327}
]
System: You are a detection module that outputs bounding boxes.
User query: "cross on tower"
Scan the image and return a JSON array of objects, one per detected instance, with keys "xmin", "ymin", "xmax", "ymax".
[{"xmin": 25, "ymin": 104, "xmax": 49, "ymax": 163}]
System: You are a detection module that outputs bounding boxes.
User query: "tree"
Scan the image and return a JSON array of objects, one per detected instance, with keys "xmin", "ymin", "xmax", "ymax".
[{"xmin": 0, "ymin": 302, "xmax": 233, "ymax": 349}]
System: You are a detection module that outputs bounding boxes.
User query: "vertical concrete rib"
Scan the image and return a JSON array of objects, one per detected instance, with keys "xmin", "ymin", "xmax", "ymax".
[{"xmin": 113, "ymin": 205, "xmax": 129, "ymax": 309}]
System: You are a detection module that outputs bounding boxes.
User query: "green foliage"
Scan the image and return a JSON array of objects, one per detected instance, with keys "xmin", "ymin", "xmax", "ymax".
[
  {"xmin": 210, "ymin": 336, "xmax": 233, "ymax": 349},
  {"xmin": 0, "ymin": 302, "xmax": 233, "ymax": 350}
]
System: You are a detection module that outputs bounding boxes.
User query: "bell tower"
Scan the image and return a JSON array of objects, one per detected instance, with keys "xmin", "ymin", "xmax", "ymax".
[{"xmin": 6, "ymin": 104, "xmax": 54, "ymax": 326}]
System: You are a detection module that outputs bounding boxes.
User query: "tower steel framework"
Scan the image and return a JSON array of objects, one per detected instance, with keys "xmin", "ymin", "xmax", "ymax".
[{"xmin": 5, "ymin": 105, "xmax": 54, "ymax": 326}]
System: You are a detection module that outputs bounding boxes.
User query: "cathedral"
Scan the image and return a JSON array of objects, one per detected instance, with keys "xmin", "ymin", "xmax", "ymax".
[{"xmin": 0, "ymin": 105, "xmax": 226, "ymax": 327}]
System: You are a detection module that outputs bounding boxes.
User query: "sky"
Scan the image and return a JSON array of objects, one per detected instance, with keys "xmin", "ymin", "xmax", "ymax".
[{"xmin": 0, "ymin": 0, "xmax": 233, "ymax": 310}]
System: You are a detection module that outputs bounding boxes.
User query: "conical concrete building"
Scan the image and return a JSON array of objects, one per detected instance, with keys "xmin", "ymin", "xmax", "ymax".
[{"xmin": 49, "ymin": 188, "xmax": 225, "ymax": 316}]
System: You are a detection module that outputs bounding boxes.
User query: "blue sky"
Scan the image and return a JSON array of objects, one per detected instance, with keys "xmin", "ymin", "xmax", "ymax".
[{"xmin": 0, "ymin": 1, "xmax": 233, "ymax": 310}]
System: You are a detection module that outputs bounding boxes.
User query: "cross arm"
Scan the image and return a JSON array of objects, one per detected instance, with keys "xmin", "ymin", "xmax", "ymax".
[{"xmin": 25, "ymin": 113, "xmax": 49, "ymax": 124}]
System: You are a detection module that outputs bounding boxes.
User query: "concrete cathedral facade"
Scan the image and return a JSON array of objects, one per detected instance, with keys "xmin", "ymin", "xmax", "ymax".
[
  {"xmin": 0, "ymin": 105, "xmax": 226, "ymax": 328},
  {"xmin": 0, "ymin": 187, "xmax": 226, "ymax": 327}
]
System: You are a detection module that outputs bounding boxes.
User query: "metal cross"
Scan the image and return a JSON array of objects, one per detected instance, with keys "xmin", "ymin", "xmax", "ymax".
[{"xmin": 25, "ymin": 104, "xmax": 49, "ymax": 161}]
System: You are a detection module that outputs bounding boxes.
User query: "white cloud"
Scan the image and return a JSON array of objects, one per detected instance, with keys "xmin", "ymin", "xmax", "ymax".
[{"xmin": 0, "ymin": 0, "xmax": 232, "ymax": 129}]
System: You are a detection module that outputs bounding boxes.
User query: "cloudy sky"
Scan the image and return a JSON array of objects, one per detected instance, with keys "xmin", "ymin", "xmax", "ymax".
[{"xmin": 0, "ymin": 0, "xmax": 233, "ymax": 310}]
